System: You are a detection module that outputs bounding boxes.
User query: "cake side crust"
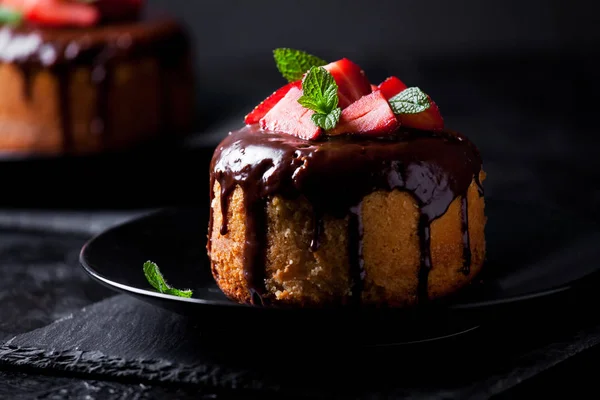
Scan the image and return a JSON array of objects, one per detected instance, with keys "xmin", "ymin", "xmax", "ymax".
[{"xmin": 208, "ymin": 172, "xmax": 486, "ymax": 307}]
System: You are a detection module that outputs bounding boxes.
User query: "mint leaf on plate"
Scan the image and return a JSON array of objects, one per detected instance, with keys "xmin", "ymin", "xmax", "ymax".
[{"xmin": 143, "ymin": 261, "xmax": 192, "ymax": 298}]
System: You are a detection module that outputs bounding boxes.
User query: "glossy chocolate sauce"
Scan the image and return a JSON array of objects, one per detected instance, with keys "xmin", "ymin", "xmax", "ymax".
[
  {"xmin": 347, "ymin": 207, "xmax": 365, "ymax": 304},
  {"xmin": 209, "ymin": 124, "xmax": 483, "ymax": 305},
  {"xmin": 0, "ymin": 18, "xmax": 189, "ymax": 152}
]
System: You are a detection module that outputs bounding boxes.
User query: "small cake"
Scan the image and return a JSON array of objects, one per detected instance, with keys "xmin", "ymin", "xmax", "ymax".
[
  {"xmin": 0, "ymin": 0, "xmax": 194, "ymax": 154},
  {"xmin": 208, "ymin": 49, "xmax": 486, "ymax": 308}
]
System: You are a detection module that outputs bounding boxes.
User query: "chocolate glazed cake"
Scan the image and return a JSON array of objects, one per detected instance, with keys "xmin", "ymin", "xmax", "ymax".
[
  {"xmin": 208, "ymin": 126, "xmax": 485, "ymax": 307},
  {"xmin": 0, "ymin": 11, "xmax": 193, "ymax": 154},
  {"xmin": 207, "ymin": 49, "xmax": 486, "ymax": 308}
]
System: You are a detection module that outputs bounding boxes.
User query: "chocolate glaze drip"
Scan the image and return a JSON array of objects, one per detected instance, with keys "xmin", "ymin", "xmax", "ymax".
[
  {"xmin": 309, "ymin": 211, "xmax": 324, "ymax": 252},
  {"xmin": 461, "ymin": 196, "xmax": 472, "ymax": 275},
  {"xmin": 417, "ymin": 215, "xmax": 433, "ymax": 303},
  {"xmin": 348, "ymin": 206, "xmax": 365, "ymax": 304},
  {"xmin": 56, "ymin": 66, "xmax": 73, "ymax": 151},
  {"xmin": 213, "ymin": 158, "xmax": 275, "ymax": 304},
  {"xmin": 90, "ymin": 45, "xmax": 117, "ymax": 144},
  {"xmin": 0, "ymin": 19, "xmax": 189, "ymax": 152},
  {"xmin": 475, "ymin": 174, "xmax": 485, "ymax": 197},
  {"xmin": 209, "ymin": 125, "xmax": 482, "ymax": 305},
  {"xmin": 20, "ymin": 64, "xmax": 35, "ymax": 100}
]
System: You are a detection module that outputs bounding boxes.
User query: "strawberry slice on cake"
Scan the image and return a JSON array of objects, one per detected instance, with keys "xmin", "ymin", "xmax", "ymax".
[
  {"xmin": 379, "ymin": 76, "xmax": 444, "ymax": 131},
  {"xmin": 260, "ymin": 86, "xmax": 321, "ymax": 140},
  {"xmin": 329, "ymin": 90, "xmax": 398, "ymax": 136},
  {"xmin": 245, "ymin": 48, "xmax": 445, "ymax": 138},
  {"xmin": 322, "ymin": 58, "xmax": 372, "ymax": 108},
  {"xmin": 245, "ymin": 81, "xmax": 302, "ymax": 125}
]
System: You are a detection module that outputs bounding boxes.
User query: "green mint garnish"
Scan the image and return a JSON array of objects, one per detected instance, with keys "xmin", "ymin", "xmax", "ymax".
[
  {"xmin": 311, "ymin": 108, "xmax": 341, "ymax": 131},
  {"xmin": 0, "ymin": 7, "xmax": 23, "ymax": 26},
  {"xmin": 389, "ymin": 87, "xmax": 431, "ymax": 115},
  {"xmin": 273, "ymin": 48, "xmax": 327, "ymax": 83},
  {"xmin": 143, "ymin": 261, "xmax": 193, "ymax": 298},
  {"xmin": 297, "ymin": 66, "xmax": 341, "ymax": 130}
]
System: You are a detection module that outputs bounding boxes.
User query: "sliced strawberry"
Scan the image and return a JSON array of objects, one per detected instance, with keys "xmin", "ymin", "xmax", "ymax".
[
  {"xmin": 399, "ymin": 99, "xmax": 444, "ymax": 131},
  {"xmin": 377, "ymin": 76, "xmax": 408, "ymax": 100},
  {"xmin": 244, "ymin": 80, "xmax": 301, "ymax": 125},
  {"xmin": 323, "ymin": 58, "xmax": 372, "ymax": 109},
  {"xmin": 15, "ymin": 0, "xmax": 99, "ymax": 27},
  {"xmin": 260, "ymin": 87, "xmax": 322, "ymax": 140},
  {"xmin": 329, "ymin": 90, "xmax": 398, "ymax": 136},
  {"xmin": 370, "ymin": 84, "xmax": 378, "ymax": 92},
  {"xmin": 3, "ymin": 0, "xmax": 142, "ymax": 26}
]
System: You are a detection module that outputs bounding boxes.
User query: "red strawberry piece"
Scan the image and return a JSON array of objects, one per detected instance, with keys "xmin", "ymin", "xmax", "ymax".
[
  {"xmin": 8, "ymin": 0, "xmax": 100, "ymax": 27},
  {"xmin": 323, "ymin": 58, "xmax": 372, "ymax": 109},
  {"xmin": 399, "ymin": 98, "xmax": 444, "ymax": 131},
  {"xmin": 329, "ymin": 90, "xmax": 398, "ymax": 136},
  {"xmin": 377, "ymin": 76, "xmax": 408, "ymax": 100},
  {"xmin": 95, "ymin": 0, "xmax": 144, "ymax": 22},
  {"xmin": 370, "ymin": 84, "xmax": 378, "ymax": 92},
  {"xmin": 244, "ymin": 80, "xmax": 301, "ymax": 125},
  {"xmin": 260, "ymin": 86, "xmax": 322, "ymax": 140}
]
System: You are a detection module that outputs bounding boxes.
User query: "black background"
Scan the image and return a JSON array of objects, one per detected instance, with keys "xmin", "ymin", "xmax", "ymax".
[{"xmin": 147, "ymin": 0, "xmax": 599, "ymax": 107}]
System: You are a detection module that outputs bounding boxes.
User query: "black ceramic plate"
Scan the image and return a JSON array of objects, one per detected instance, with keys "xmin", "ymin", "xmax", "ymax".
[{"xmin": 80, "ymin": 198, "xmax": 600, "ymax": 344}]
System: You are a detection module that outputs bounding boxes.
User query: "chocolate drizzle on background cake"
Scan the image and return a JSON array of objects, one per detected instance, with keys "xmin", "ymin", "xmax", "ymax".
[
  {"xmin": 0, "ymin": 19, "xmax": 189, "ymax": 153},
  {"xmin": 209, "ymin": 124, "xmax": 482, "ymax": 306}
]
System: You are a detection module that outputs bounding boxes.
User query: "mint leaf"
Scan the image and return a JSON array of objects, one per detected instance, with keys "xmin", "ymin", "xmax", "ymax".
[
  {"xmin": 323, "ymin": 84, "xmax": 339, "ymax": 110},
  {"xmin": 389, "ymin": 87, "xmax": 431, "ymax": 115},
  {"xmin": 273, "ymin": 48, "xmax": 327, "ymax": 82},
  {"xmin": 297, "ymin": 66, "xmax": 341, "ymax": 130},
  {"xmin": 143, "ymin": 261, "xmax": 192, "ymax": 298},
  {"xmin": 298, "ymin": 66, "xmax": 339, "ymax": 113},
  {"xmin": 164, "ymin": 288, "xmax": 193, "ymax": 298},
  {"xmin": 0, "ymin": 7, "xmax": 22, "ymax": 26},
  {"xmin": 312, "ymin": 108, "xmax": 341, "ymax": 130}
]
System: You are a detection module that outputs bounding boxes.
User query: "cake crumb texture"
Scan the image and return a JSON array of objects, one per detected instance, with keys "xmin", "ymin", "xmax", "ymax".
[{"xmin": 209, "ymin": 171, "xmax": 486, "ymax": 307}]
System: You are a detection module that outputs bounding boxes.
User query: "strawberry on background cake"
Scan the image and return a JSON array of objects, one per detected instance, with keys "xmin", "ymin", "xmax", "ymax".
[
  {"xmin": 208, "ymin": 48, "xmax": 486, "ymax": 308},
  {"xmin": 0, "ymin": 0, "xmax": 194, "ymax": 155}
]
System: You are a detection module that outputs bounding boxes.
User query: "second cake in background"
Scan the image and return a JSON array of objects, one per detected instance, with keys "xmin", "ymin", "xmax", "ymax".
[{"xmin": 0, "ymin": 0, "xmax": 194, "ymax": 155}]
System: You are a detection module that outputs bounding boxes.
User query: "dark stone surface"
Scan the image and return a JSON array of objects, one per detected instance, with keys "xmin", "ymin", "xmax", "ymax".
[
  {"xmin": 0, "ymin": 370, "xmax": 265, "ymax": 400},
  {"xmin": 2, "ymin": 288, "xmax": 600, "ymax": 399},
  {"xmin": 0, "ymin": 229, "xmax": 114, "ymax": 342}
]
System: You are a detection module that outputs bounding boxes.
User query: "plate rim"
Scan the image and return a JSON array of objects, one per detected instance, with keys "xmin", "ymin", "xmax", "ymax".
[{"xmin": 78, "ymin": 201, "xmax": 600, "ymax": 313}]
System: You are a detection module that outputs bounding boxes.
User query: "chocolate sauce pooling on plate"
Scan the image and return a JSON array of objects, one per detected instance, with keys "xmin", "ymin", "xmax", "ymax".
[
  {"xmin": 0, "ymin": 19, "xmax": 189, "ymax": 151},
  {"xmin": 209, "ymin": 124, "xmax": 483, "ymax": 305}
]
